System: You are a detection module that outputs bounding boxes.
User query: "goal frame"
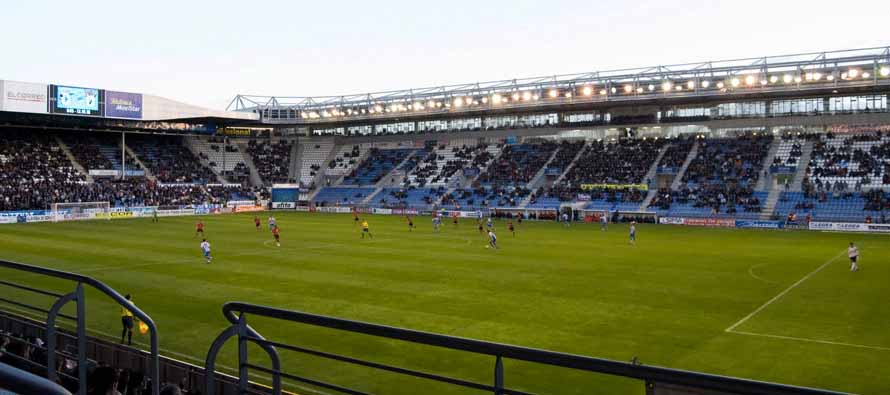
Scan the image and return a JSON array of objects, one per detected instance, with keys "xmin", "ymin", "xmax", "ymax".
[{"xmin": 51, "ymin": 201, "xmax": 112, "ymax": 222}]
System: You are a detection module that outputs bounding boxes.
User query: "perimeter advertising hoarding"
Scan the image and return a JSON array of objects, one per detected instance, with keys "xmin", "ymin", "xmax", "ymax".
[
  {"xmin": 50, "ymin": 85, "xmax": 104, "ymax": 116},
  {"xmin": 1, "ymin": 80, "xmax": 48, "ymax": 114},
  {"xmin": 105, "ymin": 90, "xmax": 143, "ymax": 119}
]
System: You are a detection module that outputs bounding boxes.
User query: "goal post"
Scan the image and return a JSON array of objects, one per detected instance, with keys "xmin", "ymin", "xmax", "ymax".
[{"xmin": 51, "ymin": 201, "xmax": 111, "ymax": 222}]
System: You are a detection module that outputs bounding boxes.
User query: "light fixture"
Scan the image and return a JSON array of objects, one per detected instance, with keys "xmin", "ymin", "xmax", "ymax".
[
  {"xmin": 793, "ymin": 76, "xmax": 802, "ymax": 83},
  {"xmin": 716, "ymin": 81, "xmax": 725, "ymax": 89},
  {"xmin": 582, "ymin": 86, "xmax": 593, "ymax": 96},
  {"xmin": 881, "ymin": 66, "xmax": 890, "ymax": 77},
  {"xmin": 453, "ymin": 98, "xmax": 463, "ymax": 108},
  {"xmin": 549, "ymin": 89, "xmax": 559, "ymax": 98},
  {"xmin": 744, "ymin": 75, "xmax": 755, "ymax": 86},
  {"xmin": 701, "ymin": 80, "xmax": 710, "ymax": 88},
  {"xmin": 770, "ymin": 75, "xmax": 779, "ymax": 83},
  {"xmin": 661, "ymin": 81, "xmax": 672, "ymax": 91},
  {"xmin": 427, "ymin": 100, "xmax": 435, "ymax": 108},
  {"xmin": 599, "ymin": 89, "xmax": 607, "ymax": 95},
  {"xmin": 636, "ymin": 87, "xmax": 644, "ymax": 93},
  {"xmin": 827, "ymin": 74, "xmax": 835, "ymax": 81},
  {"xmin": 760, "ymin": 79, "xmax": 768, "ymax": 86},
  {"xmin": 841, "ymin": 72, "xmax": 848, "ymax": 80},
  {"xmin": 492, "ymin": 94, "xmax": 502, "ymax": 104},
  {"xmin": 782, "ymin": 74, "xmax": 793, "ymax": 84},
  {"xmin": 730, "ymin": 78, "xmax": 741, "ymax": 87},
  {"xmin": 675, "ymin": 85, "xmax": 683, "ymax": 91},
  {"xmin": 812, "ymin": 72, "xmax": 822, "ymax": 81},
  {"xmin": 687, "ymin": 80, "xmax": 695, "ymax": 89},
  {"xmin": 481, "ymin": 97, "xmax": 489, "ymax": 104},
  {"xmin": 623, "ymin": 84, "xmax": 633, "ymax": 93},
  {"xmin": 531, "ymin": 95, "xmax": 539, "ymax": 101},
  {"xmin": 848, "ymin": 69, "xmax": 860, "ymax": 78},
  {"xmin": 862, "ymin": 72, "xmax": 871, "ymax": 79},
  {"xmin": 511, "ymin": 92, "xmax": 520, "ymax": 101},
  {"xmin": 647, "ymin": 84, "xmax": 655, "ymax": 91},
  {"xmin": 564, "ymin": 92, "xmax": 572, "ymax": 98}
]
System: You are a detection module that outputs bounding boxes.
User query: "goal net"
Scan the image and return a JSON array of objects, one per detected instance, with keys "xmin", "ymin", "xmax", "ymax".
[{"xmin": 51, "ymin": 201, "xmax": 111, "ymax": 222}]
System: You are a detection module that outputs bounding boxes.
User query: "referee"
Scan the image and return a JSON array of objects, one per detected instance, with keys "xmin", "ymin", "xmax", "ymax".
[{"xmin": 121, "ymin": 294, "xmax": 135, "ymax": 345}]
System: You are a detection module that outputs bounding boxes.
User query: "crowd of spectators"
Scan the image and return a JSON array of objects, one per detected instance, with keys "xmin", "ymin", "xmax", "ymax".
[
  {"xmin": 545, "ymin": 140, "xmax": 585, "ymax": 174},
  {"xmin": 477, "ymin": 142, "xmax": 556, "ymax": 186},
  {"xmin": 128, "ymin": 135, "xmax": 215, "ymax": 183},
  {"xmin": 0, "ymin": 131, "xmax": 86, "ymax": 211},
  {"xmin": 245, "ymin": 139, "xmax": 294, "ymax": 184},
  {"xmin": 442, "ymin": 185, "xmax": 531, "ymax": 208},
  {"xmin": 657, "ymin": 138, "xmax": 695, "ymax": 172},
  {"xmin": 1, "ymin": 330, "xmax": 196, "ymax": 395}
]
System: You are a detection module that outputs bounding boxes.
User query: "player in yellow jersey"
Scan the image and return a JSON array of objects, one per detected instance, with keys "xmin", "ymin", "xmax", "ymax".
[{"xmin": 361, "ymin": 219, "xmax": 373, "ymax": 239}]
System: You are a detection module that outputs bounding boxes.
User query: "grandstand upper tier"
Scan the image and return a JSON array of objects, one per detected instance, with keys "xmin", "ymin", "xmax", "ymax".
[{"xmin": 231, "ymin": 46, "xmax": 890, "ymax": 126}]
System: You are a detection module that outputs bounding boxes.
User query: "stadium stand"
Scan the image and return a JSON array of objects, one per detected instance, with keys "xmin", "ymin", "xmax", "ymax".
[
  {"xmin": 128, "ymin": 135, "xmax": 215, "ymax": 184},
  {"xmin": 297, "ymin": 139, "xmax": 334, "ymax": 188},
  {"xmin": 341, "ymin": 148, "xmax": 417, "ymax": 186},
  {"xmin": 312, "ymin": 187, "xmax": 376, "ymax": 206},
  {"xmin": 189, "ymin": 137, "xmax": 249, "ymax": 183},
  {"xmin": 0, "ymin": 131, "xmax": 86, "ymax": 211},
  {"xmin": 245, "ymin": 138, "xmax": 294, "ymax": 185},
  {"xmin": 326, "ymin": 144, "xmax": 365, "ymax": 177}
]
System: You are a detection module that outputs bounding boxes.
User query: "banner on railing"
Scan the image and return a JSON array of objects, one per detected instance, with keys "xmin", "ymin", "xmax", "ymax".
[
  {"xmin": 272, "ymin": 202, "xmax": 296, "ymax": 209},
  {"xmin": 735, "ymin": 220, "xmax": 784, "ymax": 229},
  {"xmin": 809, "ymin": 222, "xmax": 890, "ymax": 233},
  {"xmin": 658, "ymin": 217, "xmax": 735, "ymax": 227},
  {"xmin": 580, "ymin": 183, "xmax": 648, "ymax": 191},
  {"xmin": 234, "ymin": 205, "xmax": 266, "ymax": 213}
]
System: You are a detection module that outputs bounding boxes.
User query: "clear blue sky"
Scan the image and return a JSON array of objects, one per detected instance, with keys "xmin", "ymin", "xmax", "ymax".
[{"xmin": 3, "ymin": 0, "xmax": 887, "ymax": 109}]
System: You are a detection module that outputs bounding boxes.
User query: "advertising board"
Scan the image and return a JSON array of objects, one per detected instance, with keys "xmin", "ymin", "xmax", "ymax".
[
  {"xmin": 105, "ymin": 90, "xmax": 143, "ymax": 119},
  {"xmin": 1, "ymin": 81, "xmax": 48, "ymax": 114},
  {"xmin": 809, "ymin": 222, "xmax": 890, "ymax": 233},
  {"xmin": 735, "ymin": 220, "xmax": 783, "ymax": 229}
]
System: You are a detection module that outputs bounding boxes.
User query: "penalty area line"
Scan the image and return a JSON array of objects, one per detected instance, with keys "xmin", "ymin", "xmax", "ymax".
[
  {"xmin": 725, "ymin": 250, "xmax": 845, "ymax": 333},
  {"xmin": 728, "ymin": 330, "xmax": 890, "ymax": 352}
]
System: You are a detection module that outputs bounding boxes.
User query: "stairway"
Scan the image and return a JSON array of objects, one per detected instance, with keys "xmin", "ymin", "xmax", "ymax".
[
  {"xmin": 552, "ymin": 142, "xmax": 588, "ymax": 185},
  {"xmin": 55, "ymin": 136, "xmax": 94, "ymax": 183},
  {"xmin": 436, "ymin": 145, "xmax": 503, "ymax": 207},
  {"xmin": 639, "ymin": 145, "xmax": 670, "ymax": 210},
  {"xmin": 184, "ymin": 137, "xmax": 227, "ymax": 184},
  {"xmin": 288, "ymin": 138, "xmax": 300, "ymax": 183},
  {"xmin": 760, "ymin": 182, "xmax": 783, "ymax": 220},
  {"xmin": 670, "ymin": 141, "xmax": 699, "ymax": 190},
  {"xmin": 233, "ymin": 141, "xmax": 264, "ymax": 187},
  {"xmin": 791, "ymin": 141, "xmax": 815, "ymax": 192},
  {"xmin": 518, "ymin": 149, "xmax": 561, "ymax": 208},
  {"xmin": 360, "ymin": 188, "xmax": 384, "ymax": 205},
  {"xmin": 124, "ymin": 145, "xmax": 156, "ymax": 182},
  {"xmin": 754, "ymin": 139, "xmax": 781, "ymax": 191}
]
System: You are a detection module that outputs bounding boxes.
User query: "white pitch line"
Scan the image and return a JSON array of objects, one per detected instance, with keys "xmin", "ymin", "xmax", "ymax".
[
  {"xmin": 747, "ymin": 262, "xmax": 776, "ymax": 284},
  {"xmin": 729, "ymin": 330, "xmax": 890, "ymax": 352},
  {"xmin": 725, "ymin": 250, "xmax": 846, "ymax": 332}
]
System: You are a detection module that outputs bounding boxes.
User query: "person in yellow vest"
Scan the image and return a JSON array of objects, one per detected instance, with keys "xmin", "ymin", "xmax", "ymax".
[
  {"xmin": 361, "ymin": 219, "xmax": 373, "ymax": 239},
  {"xmin": 121, "ymin": 294, "xmax": 135, "ymax": 345}
]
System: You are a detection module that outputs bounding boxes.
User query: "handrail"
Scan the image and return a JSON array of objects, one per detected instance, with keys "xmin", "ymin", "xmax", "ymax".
[
  {"xmin": 212, "ymin": 301, "xmax": 847, "ymax": 395},
  {"xmin": 0, "ymin": 361, "xmax": 73, "ymax": 395},
  {"xmin": 0, "ymin": 259, "xmax": 160, "ymax": 395}
]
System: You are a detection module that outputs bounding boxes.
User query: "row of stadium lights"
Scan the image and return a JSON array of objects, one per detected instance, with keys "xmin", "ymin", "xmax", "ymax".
[{"xmin": 301, "ymin": 66, "xmax": 890, "ymax": 119}]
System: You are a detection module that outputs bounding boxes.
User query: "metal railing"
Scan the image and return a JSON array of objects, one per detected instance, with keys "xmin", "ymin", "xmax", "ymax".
[
  {"xmin": 0, "ymin": 259, "xmax": 160, "ymax": 395},
  {"xmin": 0, "ymin": 361, "xmax": 72, "ymax": 395},
  {"xmin": 205, "ymin": 302, "xmax": 848, "ymax": 395}
]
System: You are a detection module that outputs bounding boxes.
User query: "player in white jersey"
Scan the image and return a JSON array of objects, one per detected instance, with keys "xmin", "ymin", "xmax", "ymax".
[
  {"xmin": 268, "ymin": 216, "xmax": 277, "ymax": 231},
  {"xmin": 200, "ymin": 239, "xmax": 212, "ymax": 263},
  {"xmin": 562, "ymin": 212, "xmax": 570, "ymax": 227},
  {"xmin": 432, "ymin": 216, "xmax": 441, "ymax": 232},
  {"xmin": 487, "ymin": 230, "xmax": 498, "ymax": 249},
  {"xmin": 848, "ymin": 242, "xmax": 859, "ymax": 271},
  {"xmin": 600, "ymin": 214, "xmax": 608, "ymax": 231},
  {"xmin": 629, "ymin": 222, "xmax": 636, "ymax": 245},
  {"xmin": 486, "ymin": 217, "xmax": 493, "ymax": 230}
]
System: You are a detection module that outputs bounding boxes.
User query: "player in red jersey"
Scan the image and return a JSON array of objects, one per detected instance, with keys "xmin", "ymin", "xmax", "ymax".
[
  {"xmin": 406, "ymin": 216, "xmax": 415, "ymax": 231},
  {"xmin": 508, "ymin": 220, "xmax": 515, "ymax": 237},
  {"xmin": 254, "ymin": 216, "xmax": 261, "ymax": 231},
  {"xmin": 272, "ymin": 225, "xmax": 281, "ymax": 247},
  {"xmin": 353, "ymin": 209, "xmax": 360, "ymax": 226},
  {"xmin": 195, "ymin": 221, "xmax": 205, "ymax": 237}
]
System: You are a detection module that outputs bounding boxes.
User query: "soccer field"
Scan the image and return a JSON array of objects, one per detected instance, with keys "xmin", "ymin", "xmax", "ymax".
[{"xmin": 0, "ymin": 212, "xmax": 888, "ymax": 394}]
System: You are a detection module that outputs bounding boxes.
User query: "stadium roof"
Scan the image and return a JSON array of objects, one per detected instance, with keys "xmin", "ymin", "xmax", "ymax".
[{"xmin": 231, "ymin": 46, "xmax": 890, "ymax": 124}]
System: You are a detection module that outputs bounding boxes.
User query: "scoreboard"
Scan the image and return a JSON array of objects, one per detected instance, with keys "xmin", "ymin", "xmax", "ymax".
[{"xmin": 50, "ymin": 85, "xmax": 104, "ymax": 116}]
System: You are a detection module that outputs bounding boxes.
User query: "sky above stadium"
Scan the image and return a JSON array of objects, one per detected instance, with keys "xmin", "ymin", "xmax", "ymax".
[{"xmin": 3, "ymin": 0, "xmax": 888, "ymax": 110}]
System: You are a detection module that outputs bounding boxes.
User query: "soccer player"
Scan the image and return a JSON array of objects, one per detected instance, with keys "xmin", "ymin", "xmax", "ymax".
[
  {"xmin": 195, "ymin": 221, "xmax": 205, "ymax": 237},
  {"xmin": 848, "ymin": 242, "xmax": 859, "ymax": 271},
  {"xmin": 120, "ymin": 294, "xmax": 135, "ymax": 345},
  {"xmin": 600, "ymin": 214, "xmax": 608, "ymax": 231},
  {"xmin": 432, "ymin": 216, "xmax": 441, "ymax": 233},
  {"xmin": 488, "ymin": 230, "xmax": 498, "ymax": 249},
  {"xmin": 272, "ymin": 225, "xmax": 281, "ymax": 247},
  {"xmin": 361, "ymin": 219, "xmax": 373, "ymax": 239},
  {"xmin": 629, "ymin": 221, "xmax": 637, "ymax": 245},
  {"xmin": 477, "ymin": 220, "xmax": 484, "ymax": 234},
  {"xmin": 254, "ymin": 216, "xmax": 261, "ymax": 231},
  {"xmin": 353, "ymin": 209, "xmax": 360, "ymax": 226},
  {"xmin": 562, "ymin": 212, "xmax": 570, "ymax": 227},
  {"xmin": 486, "ymin": 217, "xmax": 493, "ymax": 230},
  {"xmin": 152, "ymin": 209, "xmax": 159, "ymax": 223},
  {"xmin": 268, "ymin": 216, "xmax": 277, "ymax": 231},
  {"xmin": 508, "ymin": 220, "xmax": 515, "ymax": 236},
  {"xmin": 407, "ymin": 216, "xmax": 415, "ymax": 231},
  {"xmin": 452, "ymin": 214, "xmax": 459, "ymax": 227},
  {"xmin": 200, "ymin": 239, "xmax": 212, "ymax": 263}
]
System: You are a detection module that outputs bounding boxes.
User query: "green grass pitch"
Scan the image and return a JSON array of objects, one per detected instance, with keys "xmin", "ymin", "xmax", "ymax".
[{"xmin": 0, "ymin": 212, "xmax": 888, "ymax": 394}]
